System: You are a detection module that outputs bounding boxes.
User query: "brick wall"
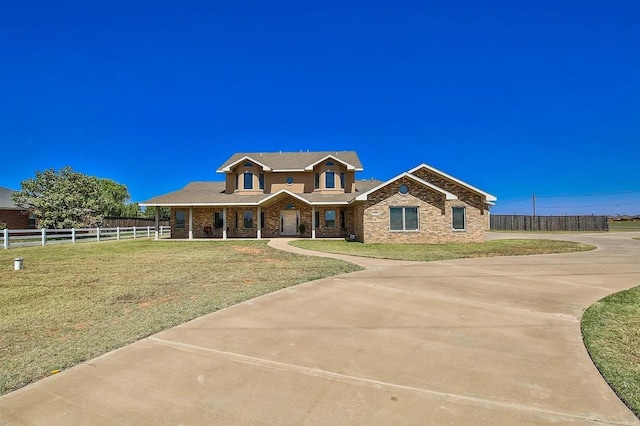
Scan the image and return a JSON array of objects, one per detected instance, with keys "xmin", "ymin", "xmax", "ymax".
[
  {"xmin": 360, "ymin": 177, "xmax": 486, "ymax": 243},
  {"xmin": 411, "ymin": 167, "xmax": 489, "ymax": 212},
  {"xmin": 0, "ymin": 209, "xmax": 30, "ymax": 229}
]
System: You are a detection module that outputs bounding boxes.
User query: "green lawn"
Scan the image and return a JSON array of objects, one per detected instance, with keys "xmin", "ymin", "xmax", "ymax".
[
  {"xmin": 289, "ymin": 239, "xmax": 595, "ymax": 262},
  {"xmin": 582, "ymin": 286, "xmax": 640, "ymax": 418},
  {"xmin": 608, "ymin": 222, "xmax": 640, "ymax": 232},
  {"xmin": 0, "ymin": 240, "xmax": 361, "ymax": 395}
]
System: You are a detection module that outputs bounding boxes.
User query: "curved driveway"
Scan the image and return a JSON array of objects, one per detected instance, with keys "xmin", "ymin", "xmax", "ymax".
[{"xmin": 1, "ymin": 233, "xmax": 639, "ymax": 425}]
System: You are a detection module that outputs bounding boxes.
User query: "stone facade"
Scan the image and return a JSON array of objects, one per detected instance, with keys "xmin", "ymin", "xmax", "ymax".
[
  {"xmin": 411, "ymin": 167, "xmax": 490, "ymax": 230},
  {"xmin": 358, "ymin": 176, "xmax": 486, "ymax": 243},
  {"xmin": 170, "ymin": 202, "xmax": 355, "ymax": 239},
  {"xmin": 161, "ymin": 153, "xmax": 494, "ymax": 243}
]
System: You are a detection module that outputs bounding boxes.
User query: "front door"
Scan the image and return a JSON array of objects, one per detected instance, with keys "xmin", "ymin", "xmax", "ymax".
[{"xmin": 281, "ymin": 210, "xmax": 297, "ymax": 236}]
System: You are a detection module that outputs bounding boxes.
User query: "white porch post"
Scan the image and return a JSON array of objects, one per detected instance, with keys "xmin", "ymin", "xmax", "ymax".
[
  {"xmin": 154, "ymin": 207, "xmax": 159, "ymax": 240},
  {"xmin": 222, "ymin": 207, "xmax": 227, "ymax": 240},
  {"xmin": 188, "ymin": 208, "xmax": 193, "ymax": 240},
  {"xmin": 311, "ymin": 206, "xmax": 316, "ymax": 239},
  {"xmin": 257, "ymin": 206, "xmax": 262, "ymax": 239}
]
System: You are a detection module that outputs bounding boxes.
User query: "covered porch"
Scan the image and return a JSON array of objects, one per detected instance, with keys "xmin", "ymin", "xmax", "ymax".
[{"xmin": 159, "ymin": 192, "xmax": 355, "ymax": 240}]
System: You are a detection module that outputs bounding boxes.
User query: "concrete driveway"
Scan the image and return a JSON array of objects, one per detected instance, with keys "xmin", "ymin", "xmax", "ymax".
[{"xmin": 1, "ymin": 233, "xmax": 639, "ymax": 425}]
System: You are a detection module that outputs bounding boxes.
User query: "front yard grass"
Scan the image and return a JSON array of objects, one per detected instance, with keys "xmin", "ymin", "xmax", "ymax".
[
  {"xmin": 0, "ymin": 240, "xmax": 361, "ymax": 396},
  {"xmin": 582, "ymin": 286, "xmax": 640, "ymax": 418},
  {"xmin": 608, "ymin": 221, "xmax": 640, "ymax": 232},
  {"xmin": 289, "ymin": 239, "xmax": 595, "ymax": 261}
]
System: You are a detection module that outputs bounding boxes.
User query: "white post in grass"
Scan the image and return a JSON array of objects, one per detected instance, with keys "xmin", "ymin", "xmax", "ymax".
[
  {"xmin": 188, "ymin": 208, "xmax": 193, "ymax": 240},
  {"xmin": 222, "ymin": 207, "xmax": 227, "ymax": 240},
  {"xmin": 116, "ymin": 227, "xmax": 120, "ymax": 240},
  {"xmin": 154, "ymin": 207, "xmax": 159, "ymax": 240},
  {"xmin": 147, "ymin": 226, "xmax": 150, "ymax": 237},
  {"xmin": 41, "ymin": 228, "xmax": 46, "ymax": 246},
  {"xmin": 133, "ymin": 226, "xmax": 137, "ymax": 239},
  {"xmin": 3, "ymin": 228, "xmax": 8, "ymax": 249},
  {"xmin": 96, "ymin": 227, "xmax": 100, "ymax": 242},
  {"xmin": 72, "ymin": 228, "xmax": 76, "ymax": 244},
  {"xmin": 257, "ymin": 206, "xmax": 261, "ymax": 240}
]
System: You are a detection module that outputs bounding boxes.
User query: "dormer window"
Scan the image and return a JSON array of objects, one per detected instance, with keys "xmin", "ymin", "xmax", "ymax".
[
  {"xmin": 244, "ymin": 161, "xmax": 253, "ymax": 167},
  {"xmin": 326, "ymin": 171, "xmax": 335, "ymax": 189},
  {"xmin": 244, "ymin": 172, "xmax": 253, "ymax": 189},
  {"xmin": 325, "ymin": 161, "xmax": 335, "ymax": 166}
]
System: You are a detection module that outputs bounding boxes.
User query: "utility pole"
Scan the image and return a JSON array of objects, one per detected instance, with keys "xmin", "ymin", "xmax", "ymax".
[{"xmin": 532, "ymin": 192, "xmax": 536, "ymax": 217}]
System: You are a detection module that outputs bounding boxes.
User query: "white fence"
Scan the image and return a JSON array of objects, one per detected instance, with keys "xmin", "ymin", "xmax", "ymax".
[{"xmin": 1, "ymin": 226, "xmax": 170, "ymax": 249}]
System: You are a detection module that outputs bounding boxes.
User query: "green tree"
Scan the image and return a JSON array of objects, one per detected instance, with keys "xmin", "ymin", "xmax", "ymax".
[
  {"xmin": 12, "ymin": 167, "xmax": 105, "ymax": 228},
  {"xmin": 12, "ymin": 167, "xmax": 145, "ymax": 228},
  {"xmin": 97, "ymin": 178, "xmax": 131, "ymax": 217},
  {"xmin": 120, "ymin": 202, "xmax": 141, "ymax": 218},
  {"xmin": 142, "ymin": 206, "xmax": 170, "ymax": 220}
]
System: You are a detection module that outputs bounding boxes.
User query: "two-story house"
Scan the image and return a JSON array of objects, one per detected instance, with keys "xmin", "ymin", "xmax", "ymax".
[{"xmin": 140, "ymin": 151, "xmax": 496, "ymax": 243}]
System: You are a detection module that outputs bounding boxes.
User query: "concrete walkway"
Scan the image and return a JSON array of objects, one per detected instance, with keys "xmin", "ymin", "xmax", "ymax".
[{"xmin": 1, "ymin": 233, "xmax": 639, "ymax": 424}]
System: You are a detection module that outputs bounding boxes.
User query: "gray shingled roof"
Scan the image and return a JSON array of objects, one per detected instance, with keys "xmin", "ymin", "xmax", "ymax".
[
  {"xmin": 217, "ymin": 151, "xmax": 363, "ymax": 172},
  {"xmin": 0, "ymin": 186, "xmax": 21, "ymax": 210},
  {"xmin": 140, "ymin": 179, "xmax": 383, "ymax": 206}
]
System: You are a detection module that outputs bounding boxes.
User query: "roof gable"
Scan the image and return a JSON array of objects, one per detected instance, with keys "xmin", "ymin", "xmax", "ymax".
[
  {"xmin": 217, "ymin": 155, "xmax": 272, "ymax": 173},
  {"xmin": 0, "ymin": 186, "xmax": 21, "ymax": 210},
  {"xmin": 355, "ymin": 172, "xmax": 457, "ymax": 201},
  {"xmin": 407, "ymin": 164, "xmax": 497, "ymax": 202},
  {"xmin": 217, "ymin": 151, "xmax": 363, "ymax": 173},
  {"xmin": 303, "ymin": 154, "xmax": 359, "ymax": 171}
]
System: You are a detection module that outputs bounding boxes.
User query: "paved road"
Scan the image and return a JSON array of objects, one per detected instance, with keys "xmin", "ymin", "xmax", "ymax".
[{"xmin": 1, "ymin": 233, "xmax": 639, "ymax": 425}]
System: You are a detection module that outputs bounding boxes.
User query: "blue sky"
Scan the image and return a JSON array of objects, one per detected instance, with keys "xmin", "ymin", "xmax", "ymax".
[{"xmin": 1, "ymin": 1, "xmax": 638, "ymax": 215}]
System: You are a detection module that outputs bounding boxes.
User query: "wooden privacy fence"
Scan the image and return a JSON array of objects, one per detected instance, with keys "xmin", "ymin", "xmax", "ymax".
[{"xmin": 490, "ymin": 215, "xmax": 608, "ymax": 232}]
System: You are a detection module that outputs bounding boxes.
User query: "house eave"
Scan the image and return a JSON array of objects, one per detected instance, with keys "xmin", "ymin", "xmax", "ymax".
[
  {"xmin": 304, "ymin": 154, "xmax": 361, "ymax": 171},
  {"xmin": 217, "ymin": 155, "xmax": 273, "ymax": 173},
  {"xmin": 408, "ymin": 163, "xmax": 497, "ymax": 202},
  {"xmin": 355, "ymin": 172, "xmax": 457, "ymax": 201}
]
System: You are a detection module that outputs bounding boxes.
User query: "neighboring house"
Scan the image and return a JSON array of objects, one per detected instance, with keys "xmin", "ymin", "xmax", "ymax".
[
  {"xmin": 0, "ymin": 186, "xmax": 36, "ymax": 229},
  {"xmin": 140, "ymin": 151, "xmax": 496, "ymax": 243}
]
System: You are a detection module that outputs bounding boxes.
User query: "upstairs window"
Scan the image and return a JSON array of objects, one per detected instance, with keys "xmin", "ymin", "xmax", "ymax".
[
  {"xmin": 390, "ymin": 207, "xmax": 418, "ymax": 231},
  {"xmin": 325, "ymin": 161, "xmax": 335, "ymax": 166},
  {"xmin": 315, "ymin": 173, "xmax": 320, "ymax": 189},
  {"xmin": 326, "ymin": 171, "xmax": 335, "ymax": 189},
  {"xmin": 452, "ymin": 207, "xmax": 466, "ymax": 230},
  {"xmin": 244, "ymin": 172, "xmax": 253, "ymax": 190},
  {"xmin": 244, "ymin": 161, "xmax": 253, "ymax": 167},
  {"xmin": 259, "ymin": 173, "xmax": 265, "ymax": 190},
  {"xmin": 340, "ymin": 173, "xmax": 345, "ymax": 189}
]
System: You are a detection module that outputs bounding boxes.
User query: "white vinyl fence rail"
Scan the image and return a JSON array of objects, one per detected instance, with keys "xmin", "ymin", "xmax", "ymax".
[{"xmin": 2, "ymin": 226, "xmax": 170, "ymax": 249}]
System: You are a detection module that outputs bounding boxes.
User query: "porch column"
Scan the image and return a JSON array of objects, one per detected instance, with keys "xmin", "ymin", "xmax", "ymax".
[
  {"xmin": 257, "ymin": 206, "xmax": 262, "ymax": 239},
  {"xmin": 154, "ymin": 207, "xmax": 159, "ymax": 240},
  {"xmin": 311, "ymin": 206, "xmax": 316, "ymax": 239},
  {"xmin": 222, "ymin": 207, "xmax": 227, "ymax": 239},
  {"xmin": 188, "ymin": 207, "xmax": 193, "ymax": 240}
]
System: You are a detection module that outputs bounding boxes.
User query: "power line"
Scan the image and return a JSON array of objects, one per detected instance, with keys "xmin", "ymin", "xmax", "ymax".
[{"xmin": 536, "ymin": 189, "xmax": 640, "ymax": 198}]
